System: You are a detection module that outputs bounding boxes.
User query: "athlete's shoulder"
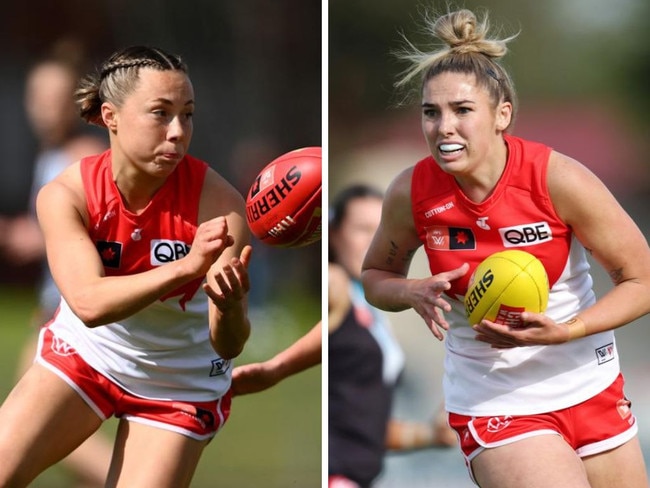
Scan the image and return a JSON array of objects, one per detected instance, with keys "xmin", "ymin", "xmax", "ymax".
[
  {"xmin": 505, "ymin": 134, "xmax": 552, "ymax": 162},
  {"xmin": 37, "ymin": 160, "xmax": 88, "ymax": 223},
  {"xmin": 196, "ymin": 162, "xmax": 246, "ymax": 226},
  {"xmin": 45, "ymin": 158, "xmax": 85, "ymax": 195},
  {"xmin": 387, "ymin": 165, "xmax": 416, "ymax": 198},
  {"xmin": 546, "ymin": 149, "xmax": 611, "ymax": 219},
  {"xmin": 201, "ymin": 165, "xmax": 244, "ymax": 205}
]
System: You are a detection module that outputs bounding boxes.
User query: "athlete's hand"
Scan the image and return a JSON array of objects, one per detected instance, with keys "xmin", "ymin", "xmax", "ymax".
[
  {"xmin": 230, "ymin": 360, "xmax": 280, "ymax": 396},
  {"xmin": 203, "ymin": 245, "xmax": 252, "ymax": 310},
  {"xmin": 186, "ymin": 217, "xmax": 234, "ymax": 277},
  {"xmin": 473, "ymin": 311, "xmax": 569, "ymax": 348},
  {"xmin": 409, "ymin": 263, "xmax": 470, "ymax": 341}
]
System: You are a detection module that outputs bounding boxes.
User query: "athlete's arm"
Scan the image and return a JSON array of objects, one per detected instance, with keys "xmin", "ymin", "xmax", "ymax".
[
  {"xmin": 548, "ymin": 151, "xmax": 650, "ymax": 336},
  {"xmin": 230, "ymin": 321, "xmax": 322, "ymax": 396},
  {"xmin": 200, "ymin": 168, "xmax": 252, "ymax": 359},
  {"xmin": 361, "ymin": 168, "xmax": 469, "ymax": 340},
  {"xmin": 361, "ymin": 168, "xmax": 424, "ymax": 308},
  {"xmin": 37, "ymin": 163, "xmax": 229, "ymax": 327}
]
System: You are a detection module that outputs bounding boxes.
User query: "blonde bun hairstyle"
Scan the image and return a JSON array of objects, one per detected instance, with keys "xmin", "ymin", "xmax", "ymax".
[{"xmin": 396, "ymin": 8, "xmax": 519, "ymax": 128}]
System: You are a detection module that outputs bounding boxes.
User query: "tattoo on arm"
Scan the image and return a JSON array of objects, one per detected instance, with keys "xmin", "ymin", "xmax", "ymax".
[
  {"xmin": 386, "ymin": 240, "xmax": 399, "ymax": 265},
  {"xmin": 384, "ymin": 241, "xmax": 418, "ymax": 273}
]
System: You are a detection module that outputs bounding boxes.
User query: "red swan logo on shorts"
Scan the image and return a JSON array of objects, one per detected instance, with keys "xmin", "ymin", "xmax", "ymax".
[
  {"xmin": 486, "ymin": 415, "xmax": 513, "ymax": 433},
  {"xmin": 51, "ymin": 335, "xmax": 77, "ymax": 356}
]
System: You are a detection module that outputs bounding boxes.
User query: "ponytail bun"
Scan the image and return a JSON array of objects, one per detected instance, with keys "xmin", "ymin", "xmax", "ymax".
[
  {"xmin": 394, "ymin": 7, "xmax": 519, "ymax": 130},
  {"xmin": 435, "ymin": 9, "xmax": 508, "ymax": 58}
]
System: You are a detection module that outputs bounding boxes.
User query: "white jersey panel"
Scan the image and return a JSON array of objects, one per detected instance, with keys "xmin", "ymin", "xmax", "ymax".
[
  {"xmin": 49, "ymin": 291, "xmax": 231, "ymax": 402},
  {"xmin": 444, "ymin": 237, "xmax": 620, "ymax": 416}
]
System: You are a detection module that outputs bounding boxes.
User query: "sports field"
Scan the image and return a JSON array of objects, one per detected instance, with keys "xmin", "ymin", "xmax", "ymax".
[{"xmin": 0, "ymin": 286, "xmax": 322, "ymax": 488}]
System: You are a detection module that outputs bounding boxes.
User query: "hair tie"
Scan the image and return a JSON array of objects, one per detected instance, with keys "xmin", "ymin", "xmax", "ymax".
[{"xmin": 486, "ymin": 67, "xmax": 501, "ymax": 83}]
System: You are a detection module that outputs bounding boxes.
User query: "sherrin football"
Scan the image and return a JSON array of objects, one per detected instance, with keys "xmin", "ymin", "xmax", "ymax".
[
  {"xmin": 464, "ymin": 250, "xmax": 549, "ymax": 327},
  {"xmin": 245, "ymin": 146, "xmax": 322, "ymax": 248}
]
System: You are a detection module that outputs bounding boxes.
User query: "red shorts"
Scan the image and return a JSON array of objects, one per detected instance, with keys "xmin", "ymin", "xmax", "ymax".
[
  {"xmin": 37, "ymin": 327, "xmax": 231, "ymax": 441},
  {"xmin": 449, "ymin": 373, "xmax": 637, "ymax": 476}
]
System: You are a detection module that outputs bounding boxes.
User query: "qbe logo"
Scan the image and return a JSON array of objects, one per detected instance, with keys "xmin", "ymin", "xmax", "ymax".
[
  {"xmin": 150, "ymin": 239, "xmax": 191, "ymax": 266},
  {"xmin": 498, "ymin": 221, "xmax": 552, "ymax": 248}
]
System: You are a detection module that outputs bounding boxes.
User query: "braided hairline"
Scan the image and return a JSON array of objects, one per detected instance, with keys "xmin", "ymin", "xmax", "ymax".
[
  {"xmin": 75, "ymin": 46, "xmax": 186, "ymax": 127},
  {"xmin": 100, "ymin": 46, "xmax": 186, "ymax": 78},
  {"xmin": 100, "ymin": 59, "xmax": 166, "ymax": 80}
]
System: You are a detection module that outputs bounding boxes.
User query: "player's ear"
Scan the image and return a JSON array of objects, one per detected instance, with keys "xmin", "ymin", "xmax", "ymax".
[
  {"xmin": 495, "ymin": 101, "xmax": 512, "ymax": 132},
  {"xmin": 101, "ymin": 102, "xmax": 118, "ymax": 131}
]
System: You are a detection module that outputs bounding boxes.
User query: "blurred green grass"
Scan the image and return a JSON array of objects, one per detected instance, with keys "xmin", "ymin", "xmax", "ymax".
[{"xmin": 0, "ymin": 285, "xmax": 322, "ymax": 488}]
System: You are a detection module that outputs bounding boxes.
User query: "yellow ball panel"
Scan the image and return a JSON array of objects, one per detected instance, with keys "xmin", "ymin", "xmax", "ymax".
[{"xmin": 464, "ymin": 250, "xmax": 549, "ymax": 326}]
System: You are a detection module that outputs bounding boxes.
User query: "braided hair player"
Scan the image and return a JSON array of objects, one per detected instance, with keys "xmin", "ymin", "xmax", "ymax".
[{"xmin": 0, "ymin": 45, "xmax": 251, "ymax": 488}]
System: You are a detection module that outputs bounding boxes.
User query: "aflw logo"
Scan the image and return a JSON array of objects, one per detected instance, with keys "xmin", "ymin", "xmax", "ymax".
[
  {"xmin": 210, "ymin": 359, "xmax": 232, "ymax": 377},
  {"xmin": 596, "ymin": 343, "xmax": 615, "ymax": 365},
  {"xmin": 151, "ymin": 239, "xmax": 191, "ymax": 266},
  {"xmin": 426, "ymin": 226, "xmax": 475, "ymax": 250}
]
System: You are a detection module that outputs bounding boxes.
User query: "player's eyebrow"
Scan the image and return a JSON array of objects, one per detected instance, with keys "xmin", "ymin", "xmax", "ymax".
[
  {"xmin": 421, "ymin": 99, "xmax": 476, "ymax": 108},
  {"xmin": 150, "ymin": 97, "xmax": 195, "ymax": 106}
]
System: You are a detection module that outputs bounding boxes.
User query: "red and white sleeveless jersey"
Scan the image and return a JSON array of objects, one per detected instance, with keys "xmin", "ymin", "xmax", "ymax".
[
  {"xmin": 49, "ymin": 150, "xmax": 232, "ymax": 402},
  {"xmin": 411, "ymin": 134, "xmax": 619, "ymax": 416}
]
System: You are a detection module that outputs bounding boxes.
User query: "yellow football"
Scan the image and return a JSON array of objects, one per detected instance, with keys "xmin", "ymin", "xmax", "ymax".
[{"xmin": 464, "ymin": 250, "xmax": 549, "ymax": 327}]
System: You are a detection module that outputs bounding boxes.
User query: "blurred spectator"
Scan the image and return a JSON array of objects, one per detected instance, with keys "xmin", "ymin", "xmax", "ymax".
[
  {"xmin": 0, "ymin": 39, "xmax": 112, "ymax": 488},
  {"xmin": 328, "ymin": 184, "xmax": 455, "ymax": 488}
]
